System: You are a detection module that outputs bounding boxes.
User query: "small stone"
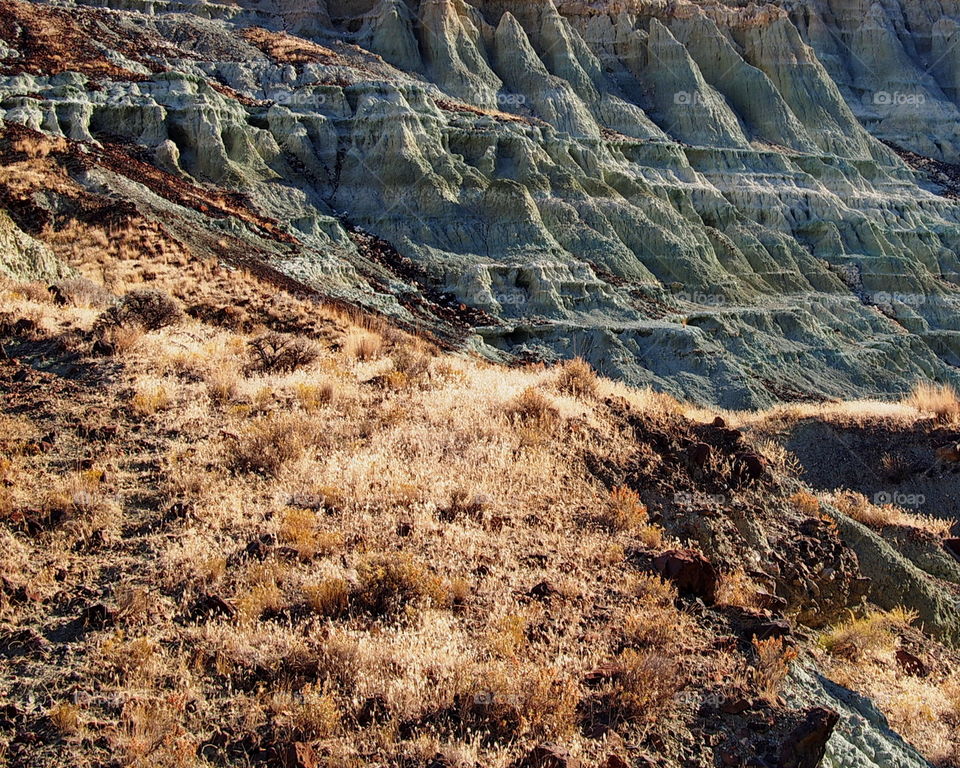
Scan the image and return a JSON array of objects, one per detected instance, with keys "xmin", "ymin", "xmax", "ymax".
[
  {"xmin": 81, "ymin": 603, "xmax": 115, "ymax": 630},
  {"xmin": 510, "ymin": 745, "xmax": 580, "ymax": 768},
  {"xmin": 895, "ymin": 648, "xmax": 928, "ymax": 677},
  {"xmin": 777, "ymin": 707, "xmax": 839, "ymax": 768},
  {"xmin": 652, "ymin": 548, "xmax": 718, "ymax": 603},
  {"xmin": 529, "ymin": 580, "xmax": 559, "ymax": 600}
]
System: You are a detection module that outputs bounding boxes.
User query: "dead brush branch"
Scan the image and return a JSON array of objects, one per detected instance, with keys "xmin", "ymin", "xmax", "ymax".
[
  {"xmin": 50, "ymin": 276, "xmax": 112, "ymax": 308},
  {"xmin": 96, "ymin": 288, "xmax": 182, "ymax": 333},
  {"xmin": 248, "ymin": 332, "xmax": 319, "ymax": 373}
]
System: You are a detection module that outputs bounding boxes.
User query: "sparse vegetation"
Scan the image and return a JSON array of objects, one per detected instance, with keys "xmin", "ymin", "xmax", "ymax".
[
  {"xmin": 345, "ymin": 330, "xmax": 381, "ymax": 360},
  {"xmin": 226, "ymin": 413, "xmax": 320, "ymax": 476},
  {"xmin": 752, "ymin": 637, "xmax": 798, "ymax": 703},
  {"xmin": 3, "ymin": 217, "xmax": 960, "ymax": 768},
  {"xmin": 353, "ymin": 552, "xmax": 446, "ymax": 619},
  {"xmin": 598, "ymin": 485, "xmax": 648, "ymax": 532}
]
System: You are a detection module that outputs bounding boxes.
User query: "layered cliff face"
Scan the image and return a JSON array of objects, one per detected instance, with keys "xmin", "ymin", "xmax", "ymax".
[{"xmin": 3, "ymin": 0, "xmax": 960, "ymax": 406}]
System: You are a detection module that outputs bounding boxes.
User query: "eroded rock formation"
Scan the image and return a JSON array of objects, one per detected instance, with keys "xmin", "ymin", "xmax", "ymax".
[{"xmin": 3, "ymin": 0, "xmax": 960, "ymax": 407}]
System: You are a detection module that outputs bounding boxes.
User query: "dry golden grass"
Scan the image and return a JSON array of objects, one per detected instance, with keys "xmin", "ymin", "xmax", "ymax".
[
  {"xmin": 716, "ymin": 569, "xmax": 765, "ymax": 610},
  {"xmin": 226, "ymin": 413, "xmax": 321, "ymax": 477},
  {"xmin": 345, "ymin": 330, "xmax": 382, "ymax": 361},
  {"xmin": 819, "ymin": 607, "xmax": 917, "ymax": 660},
  {"xmin": 904, "ymin": 380, "xmax": 960, "ymax": 423},
  {"xmin": 131, "ymin": 380, "xmax": 172, "ymax": 416},
  {"xmin": 555, "ymin": 357, "xmax": 598, "ymax": 398},
  {"xmin": 597, "ymin": 486, "xmax": 648, "ymax": 532},
  {"xmin": 826, "ymin": 490, "xmax": 954, "ymax": 535},
  {"xmin": 788, "ymin": 489, "xmax": 820, "ymax": 516},
  {"xmin": 277, "ymin": 507, "xmax": 343, "ymax": 559},
  {"xmin": 600, "ymin": 649, "xmax": 682, "ymax": 727},
  {"xmin": 752, "ymin": 637, "xmax": 797, "ymax": 703}
]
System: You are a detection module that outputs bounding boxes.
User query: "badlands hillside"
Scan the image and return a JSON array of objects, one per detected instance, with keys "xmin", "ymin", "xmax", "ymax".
[
  {"xmin": 2, "ymin": 0, "xmax": 960, "ymax": 406},
  {"xmin": 3, "ymin": 0, "xmax": 960, "ymax": 766}
]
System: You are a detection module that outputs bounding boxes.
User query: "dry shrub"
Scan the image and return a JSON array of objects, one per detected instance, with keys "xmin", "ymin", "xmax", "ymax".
[
  {"xmin": 717, "ymin": 569, "xmax": 764, "ymax": 609},
  {"xmin": 227, "ymin": 414, "xmax": 319, "ymax": 477},
  {"xmin": 98, "ymin": 289, "xmax": 182, "ymax": 332},
  {"xmin": 101, "ymin": 634, "xmax": 166, "ymax": 685},
  {"xmin": 392, "ymin": 345, "xmax": 432, "ymax": 383},
  {"xmin": 270, "ymin": 683, "xmax": 341, "ymax": 741},
  {"xmin": 905, "ymin": 381, "xmax": 960, "ymax": 423},
  {"xmin": 345, "ymin": 331, "xmax": 381, "ymax": 361},
  {"xmin": 622, "ymin": 607, "xmax": 683, "ymax": 651},
  {"xmin": 636, "ymin": 523, "xmax": 665, "ymax": 549},
  {"xmin": 555, "ymin": 357, "xmax": 598, "ymax": 398},
  {"xmin": 353, "ymin": 552, "xmax": 446, "ymax": 619},
  {"xmin": 14, "ymin": 281, "xmax": 55, "ymax": 304},
  {"xmin": 131, "ymin": 383, "xmax": 172, "ymax": 416},
  {"xmin": 880, "ymin": 452, "xmax": 912, "ymax": 483},
  {"xmin": 294, "ymin": 381, "xmax": 336, "ymax": 411},
  {"xmin": 622, "ymin": 574, "xmax": 690, "ymax": 651},
  {"xmin": 629, "ymin": 572, "xmax": 677, "ymax": 605},
  {"xmin": 437, "ymin": 487, "xmax": 488, "ymax": 523},
  {"xmin": 486, "ymin": 613, "xmax": 528, "ymax": 658},
  {"xmin": 595, "ymin": 649, "xmax": 682, "ymax": 727},
  {"xmin": 303, "ymin": 578, "xmax": 351, "ymax": 618},
  {"xmin": 42, "ymin": 470, "xmax": 117, "ymax": 531},
  {"xmin": 598, "ymin": 486, "xmax": 647, "ymax": 532},
  {"xmin": 788, "ymin": 490, "xmax": 820, "ymax": 516},
  {"xmin": 462, "ymin": 664, "xmax": 578, "ymax": 742},
  {"xmin": 504, "ymin": 388, "xmax": 558, "ymax": 428},
  {"xmin": 50, "ymin": 276, "xmax": 112, "ymax": 308},
  {"xmin": 754, "ymin": 438, "xmax": 802, "ymax": 476},
  {"xmin": 117, "ymin": 697, "xmax": 196, "ymax": 768},
  {"xmin": 820, "ymin": 607, "xmax": 917, "ymax": 660},
  {"xmin": 234, "ymin": 562, "xmax": 286, "ymax": 622},
  {"xmin": 95, "ymin": 323, "xmax": 143, "ymax": 356},
  {"xmin": 206, "ymin": 368, "xmax": 240, "ymax": 405},
  {"xmin": 752, "ymin": 637, "xmax": 798, "ymax": 703},
  {"xmin": 248, "ymin": 332, "xmax": 319, "ymax": 373},
  {"xmin": 277, "ymin": 507, "xmax": 343, "ymax": 559},
  {"xmin": 47, "ymin": 702, "xmax": 82, "ymax": 736}
]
